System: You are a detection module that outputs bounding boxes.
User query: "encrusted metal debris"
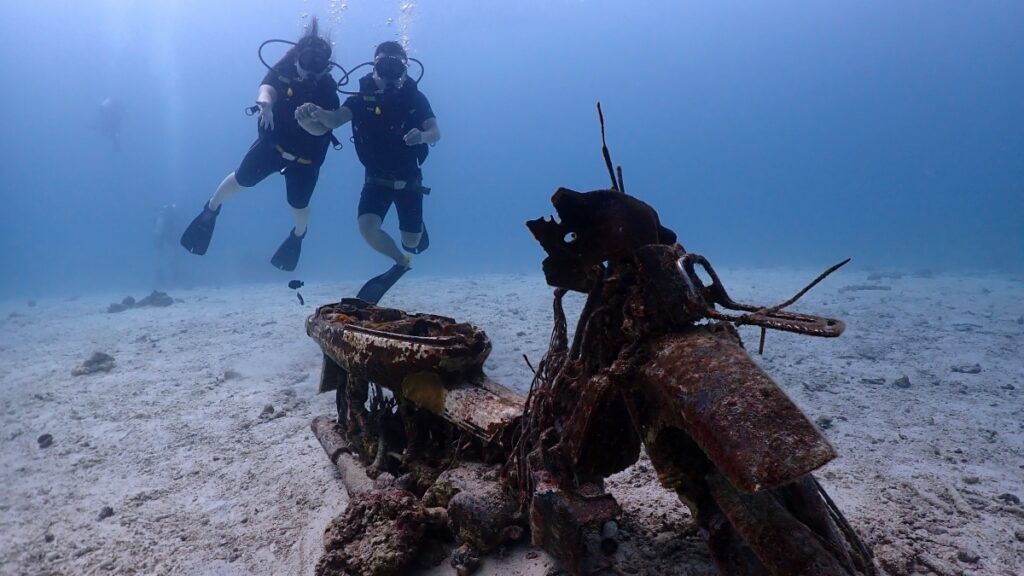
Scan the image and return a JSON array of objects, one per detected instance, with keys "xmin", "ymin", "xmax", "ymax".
[{"xmin": 306, "ymin": 105, "xmax": 876, "ymax": 576}]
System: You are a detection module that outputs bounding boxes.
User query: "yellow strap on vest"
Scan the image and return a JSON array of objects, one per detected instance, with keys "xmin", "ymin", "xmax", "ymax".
[
  {"xmin": 274, "ymin": 75, "xmax": 295, "ymax": 98},
  {"xmin": 276, "ymin": 144, "xmax": 313, "ymax": 165}
]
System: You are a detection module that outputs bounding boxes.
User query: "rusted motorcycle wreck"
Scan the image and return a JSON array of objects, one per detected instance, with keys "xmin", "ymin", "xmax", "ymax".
[{"xmin": 306, "ymin": 115, "xmax": 877, "ymax": 576}]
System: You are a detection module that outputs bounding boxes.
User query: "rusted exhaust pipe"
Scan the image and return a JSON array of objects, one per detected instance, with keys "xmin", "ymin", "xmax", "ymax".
[{"xmin": 311, "ymin": 415, "xmax": 375, "ymax": 496}]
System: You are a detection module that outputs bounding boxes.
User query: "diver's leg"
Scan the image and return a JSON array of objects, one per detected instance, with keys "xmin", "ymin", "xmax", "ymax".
[
  {"xmin": 286, "ymin": 165, "xmax": 318, "ymax": 236},
  {"xmin": 293, "ymin": 206, "xmax": 310, "ymax": 236},
  {"xmin": 208, "ymin": 173, "xmax": 244, "ymax": 210},
  {"xmin": 182, "ymin": 139, "xmax": 280, "ymax": 256},
  {"xmin": 357, "ymin": 182, "xmax": 409, "ymax": 266},
  {"xmin": 212, "ymin": 139, "xmax": 280, "ymax": 209},
  {"xmin": 354, "ymin": 208, "xmax": 414, "ymax": 304},
  {"xmin": 270, "ymin": 164, "xmax": 317, "ymax": 271},
  {"xmin": 354, "ymin": 183, "xmax": 413, "ymax": 303},
  {"xmin": 395, "ymin": 188, "xmax": 425, "ymax": 253},
  {"xmin": 358, "ymin": 214, "xmax": 409, "ymax": 267},
  {"xmin": 400, "ymin": 230, "xmax": 421, "ymax": 252}
]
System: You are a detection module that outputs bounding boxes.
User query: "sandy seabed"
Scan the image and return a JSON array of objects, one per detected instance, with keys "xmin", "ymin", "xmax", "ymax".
[{"xmin": 1, "ymin": 269, "xmax": 1022, "ymax": 576}]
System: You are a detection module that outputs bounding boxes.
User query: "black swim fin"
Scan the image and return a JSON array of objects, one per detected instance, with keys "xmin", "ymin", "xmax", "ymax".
[
  {"xmin": 271, "ymin": 228, "xmax": 305, "ymax": 271},
  {"xmin": 403, "ymin": 223, "xmax": 429, "ymax": 254},
  {"xmin": 356, "ymin": 264, "xmax": 410, "ymax": 304},
  {"xmin": 180, "ymin": 202, "xmax": 220, "ymax": 255}
]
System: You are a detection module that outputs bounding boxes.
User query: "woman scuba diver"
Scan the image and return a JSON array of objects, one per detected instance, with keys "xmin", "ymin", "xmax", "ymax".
[{"xmin": 180, "ymin": 17, "xmax": 340, "ymax": 272}]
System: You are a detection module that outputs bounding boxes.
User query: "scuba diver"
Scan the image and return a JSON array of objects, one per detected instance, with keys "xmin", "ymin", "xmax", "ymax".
[
  {"xmin": 296, "ymin": 41, "xmax": 439, "ymax": 302},
  {"xmin": 97, "ymin": 97, "xmax": 126, "ymax": 151},
  {"xmin": 153, "ymin": 203, "xmax": 181, "ymax": 287},
  {"xmin": 180, "ymin": 18, "xmax": 340, "ymax": 272}
]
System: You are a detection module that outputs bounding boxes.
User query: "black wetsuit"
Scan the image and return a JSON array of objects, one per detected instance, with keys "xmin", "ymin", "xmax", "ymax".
[
  {"xmin": 235, "ymin": 65, "xmax": 340, "ymax": 209},
  {"xmin": 346, "ymin": 75, "xmax": 435, "ymax": 234}
]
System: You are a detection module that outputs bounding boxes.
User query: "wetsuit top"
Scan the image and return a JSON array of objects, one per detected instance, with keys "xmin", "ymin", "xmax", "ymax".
[
  {"xmin": 344, "ymin": 74, "xmax": 435, "ymax": 180},
  {"xmin": 259, "ymin": 65, "xmax": 340, "ymax": 165}
]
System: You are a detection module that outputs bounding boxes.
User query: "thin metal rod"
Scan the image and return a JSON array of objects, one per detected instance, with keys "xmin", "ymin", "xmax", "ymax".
[
  {"xmin": 766, "ymin": 258, "xmax": 851, "ymax": 313},
  {"xmin": 597, "ymin": 102, "xmax": 619, "ymax": 191}
]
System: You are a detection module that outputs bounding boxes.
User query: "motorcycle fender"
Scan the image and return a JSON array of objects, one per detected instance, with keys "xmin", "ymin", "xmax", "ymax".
[{"xmin": 635, "ymin": 323, "xmax": 836, "ymax": 493}]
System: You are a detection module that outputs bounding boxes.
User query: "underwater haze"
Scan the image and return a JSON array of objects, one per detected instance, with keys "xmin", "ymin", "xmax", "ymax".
[{"xmin": 1, "ymin": 0, "xmax": 1022, "ymax": 300}]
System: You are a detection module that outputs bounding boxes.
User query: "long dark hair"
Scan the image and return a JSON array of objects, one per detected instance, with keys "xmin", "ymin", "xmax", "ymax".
[{"xmin": 273, "ymin": 17, "xmax": 331, "ymax": 75}]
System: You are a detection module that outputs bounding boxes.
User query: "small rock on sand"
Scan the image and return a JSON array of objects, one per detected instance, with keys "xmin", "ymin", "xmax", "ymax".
[
  {"xmin": 951, "ymin": 364, "xmax": 982, "ymax": 374},
  {"xmin": 37, "ymin": 434, "xmax": 53, "ymax": 449},
  {"xmin": 893, "ymin": 376, "xmax": 912, "ymax": 389},
  {"xmin": 72, "ymin": 352, "xmax": 116, "ymax": 376},
  {"xmin": 137, "ymin": 291, "xmax": 174, "ymax": 307},
  {"xmin": 957, "ymin": 549, "xmax": 981, "ymax": 564},
  {"xmin": 917, "ymin": 552, "xmax": 959, "ymax": 576},
  {"xmin": 98, "ymin": 506, "xmax": 114, "ymax": 520},
  {"xmin": 996, "ymin": 493, "xmax": 1020, "ymax": 505},
  {"xmin": 815, "ymin": 416, "xmax": 833, "ymax": 430},
  {"xmin": 107, "ymin": 291, "xmax": 173, "ymax": 313}
]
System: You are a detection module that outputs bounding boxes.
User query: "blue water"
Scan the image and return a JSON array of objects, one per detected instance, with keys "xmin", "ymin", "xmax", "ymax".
[{"xmin": 1, "ymin": 0, "xmax": 1022, "ymax": 300}]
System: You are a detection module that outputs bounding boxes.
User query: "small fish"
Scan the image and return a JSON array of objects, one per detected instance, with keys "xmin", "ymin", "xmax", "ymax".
[
  {"xmin": 288, "ymin": 280, "xmax": 304, "ymax": 290},
  {"xmin": 296, "ymin": 292, "xmax": 305, "ymax": 306}
]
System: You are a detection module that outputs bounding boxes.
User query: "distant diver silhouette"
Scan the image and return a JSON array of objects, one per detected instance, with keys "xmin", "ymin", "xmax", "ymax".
[{"xmin": 98, "ymin": 97, "xmax": 126, "ymax": 151}]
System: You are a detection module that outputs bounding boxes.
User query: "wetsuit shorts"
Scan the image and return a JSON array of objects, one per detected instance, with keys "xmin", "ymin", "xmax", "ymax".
[
  {"xmin": 235, "ymin": 138, "xmax": 320, "ymax": 209},
  {"xmin": 357, "ymin": 180, "xmax": 425, "ymax": 234}
]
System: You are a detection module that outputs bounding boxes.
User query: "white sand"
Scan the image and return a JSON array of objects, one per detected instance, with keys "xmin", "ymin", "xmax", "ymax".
[{"xmin": 1, "ymin": 269, "xmax": 1022, "ymax": 575}]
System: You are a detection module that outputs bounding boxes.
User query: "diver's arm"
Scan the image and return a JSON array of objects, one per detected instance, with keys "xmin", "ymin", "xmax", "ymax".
[
  {"xmin": 296, "ymin": 113, "xmax": 330, "ymax": 136},
  {"xmin": 420, "ymin": 118, "xmax": 441, "ymax": 144},
  {"xmin": 256, "ymin": 84, "xmax": 277, "ymax": 130},
  {"xmin": 403, "ymin": 117, "xmax": 440, "ymax": 146},
  {"xmin": 318, "ymin": 105, "xmax": 353, "ymax": 130},
  {"xmin": 257, "ymin": 84, "xmax": 277, "ymax": 107}
]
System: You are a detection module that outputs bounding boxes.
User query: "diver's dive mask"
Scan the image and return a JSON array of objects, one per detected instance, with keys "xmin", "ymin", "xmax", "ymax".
[
  {"xmin": 297, "ymin": 46, "xmax": 330, "ymax": 79},
  {"xmin": 374, "ymin": 55, "xmax": 408, "ymax": 89}
]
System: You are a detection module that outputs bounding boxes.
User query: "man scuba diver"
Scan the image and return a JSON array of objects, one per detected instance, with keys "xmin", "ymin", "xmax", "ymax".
[
  {"xmin": 180, "ymin": 18, "xmax": 340, "ymax": 272},
  {"xmin": 296, "ymin": 41, "xmax": 440, "ymax": 302},
  {"xmin": 97, "ymin": 97, "xmax": 126, "ymax": 151}
]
